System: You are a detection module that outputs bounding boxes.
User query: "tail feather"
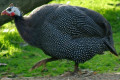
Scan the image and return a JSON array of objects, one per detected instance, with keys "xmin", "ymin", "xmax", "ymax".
[{"xmin": 104, "ymin": 40, "xmax": 118, "ymax": 56}]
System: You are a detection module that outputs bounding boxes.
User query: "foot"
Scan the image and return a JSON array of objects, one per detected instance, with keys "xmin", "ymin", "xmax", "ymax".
[
  {"xmin": 29, "ymin": 59, "xmax": 47, "ymax": 71},
  {"xmin": 29, "ymin": 58, "xmax": 58, "ymax": 71},
  {"xmin": 78, "ymin": 69, "xmax": 97, "ymax": 76}
]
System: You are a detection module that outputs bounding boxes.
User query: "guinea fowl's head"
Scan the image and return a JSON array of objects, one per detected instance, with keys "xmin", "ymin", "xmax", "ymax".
[{"xmin": 1, "ymin": 3, "xmax": 21, "ymax": 17}]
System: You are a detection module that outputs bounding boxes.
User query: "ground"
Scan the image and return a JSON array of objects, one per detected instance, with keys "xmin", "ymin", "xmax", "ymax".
[{"xmin": 1, "ymin": 73, "xmax": 120, "ymax": 80}]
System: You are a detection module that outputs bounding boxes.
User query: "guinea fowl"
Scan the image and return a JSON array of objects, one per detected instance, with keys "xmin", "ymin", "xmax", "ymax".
[{"xmin": 1, "ymin": 3, "xmax": 118, "ymax": 73}]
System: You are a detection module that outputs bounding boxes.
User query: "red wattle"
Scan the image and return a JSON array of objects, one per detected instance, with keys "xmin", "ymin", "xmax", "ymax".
[{"xmin": 10, "ymin": 12, "xmax": 15, "ymax": 16}]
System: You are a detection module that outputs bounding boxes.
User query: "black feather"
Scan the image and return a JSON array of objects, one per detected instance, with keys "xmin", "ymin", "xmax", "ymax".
[{"xmin": 14, "ymin": 4, "xmax": 117, "ymax": 63}]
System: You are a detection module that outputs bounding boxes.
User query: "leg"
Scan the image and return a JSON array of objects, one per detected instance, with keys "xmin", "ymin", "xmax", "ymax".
[
  {"xmin": 74, "ymin": 63, "xmax": 79, "ymax": 73},
  {"xmin": 29, "ymin": 57, "xmax": 58, "ymax": 71},
  {"xmin": 73, "ymin": 63, "xmax": 96, "ymax": 75},
  {"xmin": 61, "ymin": 62, "xmax": 80, "ymax": 76}
]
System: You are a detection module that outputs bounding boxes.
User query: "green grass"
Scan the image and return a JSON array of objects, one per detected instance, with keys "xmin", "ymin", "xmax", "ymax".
[{"xmin": 0, "ymin": 0, "xmax": 120, "ymax": 77}]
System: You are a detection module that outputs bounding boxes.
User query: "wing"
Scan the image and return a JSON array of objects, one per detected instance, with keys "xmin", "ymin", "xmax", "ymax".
[
  {"xmin": 71, "ymin": 13, "xmax": 104, "ymax": 38},
  {"xmin": 49, "ymin": 5, "xmax": 105, "ymax": 38},
  {"xmin": 75, "ymin": 6, "xmax": 114, "ymax": 44},
  {"xmin": 75, "ymin": 6, "xmax": 111, "ymax": 36}
]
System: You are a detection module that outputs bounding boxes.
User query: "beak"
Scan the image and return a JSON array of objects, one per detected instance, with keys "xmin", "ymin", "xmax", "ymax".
[{"xmin": 1, "ymin": 10, "xmax": 7, "ymax": 16}]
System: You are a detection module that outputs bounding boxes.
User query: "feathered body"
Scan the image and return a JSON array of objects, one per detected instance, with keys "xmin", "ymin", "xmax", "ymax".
[{"xmin": 13, "ymin": 4, "xmax": 117, "ymax": 64}]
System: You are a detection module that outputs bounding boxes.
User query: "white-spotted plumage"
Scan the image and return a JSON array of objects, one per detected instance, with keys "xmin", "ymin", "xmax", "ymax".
[{"xmin": 2, "ymin": 4, "xmax": 118, "ymax": 72}]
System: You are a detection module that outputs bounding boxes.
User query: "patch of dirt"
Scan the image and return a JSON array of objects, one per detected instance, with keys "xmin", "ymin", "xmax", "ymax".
[{"xmin": 1, "ymin": 73, "xmax": 120, "ymax": 80}]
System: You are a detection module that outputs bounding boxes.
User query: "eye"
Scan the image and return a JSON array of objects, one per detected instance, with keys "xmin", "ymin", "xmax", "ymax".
[{"xmin": 7, "ymin": 8, "xmax": 12, "ymax": 11}]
